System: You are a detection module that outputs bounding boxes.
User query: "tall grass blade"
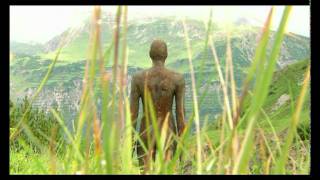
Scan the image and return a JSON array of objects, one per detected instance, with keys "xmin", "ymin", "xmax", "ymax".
[
  {"xmin": 182, "ymin": 18, "xmax": 202, "ymax": 174},
  {"xmin": 232, "ymin": 6, "xmax": 291, "ymax": 174}
]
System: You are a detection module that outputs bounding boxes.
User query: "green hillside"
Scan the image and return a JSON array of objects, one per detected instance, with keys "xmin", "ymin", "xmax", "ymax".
[
  {"xmin": 261, "ymin": 59, "xmax": 310, "ymax": 132},
  {"xmin": 38, "ymin": 17, "xmax": 209, "ymax": 67},
  {"xmin": 239, "ymin": 59, "xmax": 310, "ymax": 133},
  {"xmin": 9, "ymin": 17, "xmax": 310, "ymax": 126},
  {"xmin": 10, "ymin": 41, "xmax": 43, "ymax": 57}
]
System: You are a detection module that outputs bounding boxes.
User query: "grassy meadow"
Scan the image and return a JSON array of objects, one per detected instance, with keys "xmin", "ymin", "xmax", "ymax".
[{"xmin": 9, "ymin": 6, "xmax": 310, "ymax": 174}]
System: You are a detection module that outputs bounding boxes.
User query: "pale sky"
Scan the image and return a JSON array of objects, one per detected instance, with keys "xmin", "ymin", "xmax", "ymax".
[{"xmin": 10, "ymin": 6, "xmax": 310, "ymax": 44}]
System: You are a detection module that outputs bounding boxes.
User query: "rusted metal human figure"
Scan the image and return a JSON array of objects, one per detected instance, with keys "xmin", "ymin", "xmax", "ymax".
[{"xmin": 130, "ymin": 39, "xmax": 186, "ymax": 171}]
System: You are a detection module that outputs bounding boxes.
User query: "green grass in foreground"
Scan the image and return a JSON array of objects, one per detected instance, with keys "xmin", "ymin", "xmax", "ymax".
[{"xmin": 10, "ymin": 6, "xmax": 310, "ymax": 174}]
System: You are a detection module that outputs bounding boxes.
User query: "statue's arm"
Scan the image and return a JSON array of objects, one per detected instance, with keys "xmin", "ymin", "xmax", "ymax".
[
  {"xmin": 175, "ymin": 75, "xmax": 186, "ymax": 136},
  {"xmin": 130, "ymin": 75, "xmax": 140, "ymax": 130}
]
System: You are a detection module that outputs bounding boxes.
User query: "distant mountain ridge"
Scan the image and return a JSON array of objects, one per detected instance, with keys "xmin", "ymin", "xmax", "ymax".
[
  {"xmin": 10, "ymin": 17, "xmax": 310, "ymax": 69},
  {"xmin": 10, "ymin": 41, "xmax": 44, "ymax": 56}
]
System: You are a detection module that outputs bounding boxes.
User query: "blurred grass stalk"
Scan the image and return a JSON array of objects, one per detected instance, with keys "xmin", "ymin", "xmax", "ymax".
[
  {"xmin": 182, "ymin": 17, "xmax": 202, "ymax": 174},
  {"xmin": 232, "ymin": 6, "xmax": 292, "ymax": 174}
]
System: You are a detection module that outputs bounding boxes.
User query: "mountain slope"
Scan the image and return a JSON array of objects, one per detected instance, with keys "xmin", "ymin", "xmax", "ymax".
[
  {"xmin": 239, "ymin": 59, "xmax": 311, "ymax": 132},
  {"xmin": 10, "ymin": 17, "xmax": 310, "ymax": 125},
  {"xmin": 10, "ymin": 41, "xmax": 44, "ymax": 57},
  {"xmin": 12, "ymin": 17, "xmax": 308, "ymax": 70}
]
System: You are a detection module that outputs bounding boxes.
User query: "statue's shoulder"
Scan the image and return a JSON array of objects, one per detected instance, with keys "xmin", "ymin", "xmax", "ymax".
[
  {"xmin": 175, "ymin": 73, "xmax": 185, "ymax": 86},
  {"xmin": 132, "ymin": 69, "xmax": 148, "ymax": 81},
  {"xmin": 166, "ymin": 68, "xmax": 184, "ymax": 82}
]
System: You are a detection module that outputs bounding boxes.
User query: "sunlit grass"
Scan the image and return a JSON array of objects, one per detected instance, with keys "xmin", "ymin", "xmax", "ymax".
[{"xmin": 9, "ymin": 5, "xmax": 310, "ymax": 175}]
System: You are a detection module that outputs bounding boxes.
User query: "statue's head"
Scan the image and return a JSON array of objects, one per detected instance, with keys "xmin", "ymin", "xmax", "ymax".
[{"xmin": 149, "ymin": 39, "xmax": 167, "ymax": 62}]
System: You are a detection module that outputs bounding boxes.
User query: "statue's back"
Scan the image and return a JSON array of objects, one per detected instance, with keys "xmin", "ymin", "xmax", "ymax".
[{"xmin": 133, "ymin": 66, "xmax": 183, "ymax": 130}]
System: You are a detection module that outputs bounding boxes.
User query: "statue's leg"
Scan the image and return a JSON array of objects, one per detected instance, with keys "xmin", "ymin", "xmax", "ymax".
[
  {"xmin": 136, "ymin": 141, "xmax": 145, "ymax": 171},
  {"xmin": 164, "ymin": 128, "xmax": 181, "ymax": 172},
  {"xmin": 164, "ymin": 132, "xmax": 173, "ymax": 161},
  {"xmin": 136, "ymin": 128, "xmax": 151, "ymax": 174},
  {"xmin": 136, "ymin": 128, "xmax": 150, "ymax": 173}
]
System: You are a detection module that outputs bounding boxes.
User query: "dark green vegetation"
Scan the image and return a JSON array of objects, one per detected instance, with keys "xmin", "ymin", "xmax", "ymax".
[
  {"xmin": 10, "ymin": 97, "xmax": 65, "ymax": 152},
  {"xmin": 10, "ymin": 97, "xmax": 66, "ymax": 174},
  {"xmin": 10, "ymin": 6, "xmax": 310, "ymax": 174}
]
